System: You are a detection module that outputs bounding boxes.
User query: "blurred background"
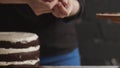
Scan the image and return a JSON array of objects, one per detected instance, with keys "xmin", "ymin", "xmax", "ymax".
[{"xmin": 76, "ymin": 0, "xmax": 120, "ymax": 65}]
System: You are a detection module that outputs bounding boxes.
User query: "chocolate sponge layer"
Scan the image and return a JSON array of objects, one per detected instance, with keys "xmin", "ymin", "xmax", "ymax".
[
  {"xmin": 0, "ymin": 51, "xmax": 40, "ymax": 61},
  {"xmin": 0, "ymin": 39, "xmax": 39, "ymax": 48}
]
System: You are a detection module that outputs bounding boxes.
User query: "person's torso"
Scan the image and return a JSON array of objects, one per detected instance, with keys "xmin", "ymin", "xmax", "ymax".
[{"xmin": 0, "ymin": 4, "xmax": 78, "ymax": 57}]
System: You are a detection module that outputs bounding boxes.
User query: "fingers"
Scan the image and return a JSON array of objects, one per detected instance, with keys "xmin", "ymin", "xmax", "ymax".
[
  {"xmin": 27, "ymin": 0, "xmax": 52, "ymax": 16},
  {"xmin": 34, "ymin": 9, "xmax": 52, "ymax": 16},
  {"xmin": 52, "ymin": 0, "xmax": 73, "ymax": 18},
  {"xmin": 52, "ymin": 2, "xmax": 67, "ymax": 18},
  {"xmin": 59, "ymin": 0, "xmax": 68, "ymax": 7},
  {"xmin": 41, "ymin": 0, "xmax": 58, "ymax": 9},
  {"xmin": 57, "ymin": 2, "xmax": 68, "ymax": 15}
]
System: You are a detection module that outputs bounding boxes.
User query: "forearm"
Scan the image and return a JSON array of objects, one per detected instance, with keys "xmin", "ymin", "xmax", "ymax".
[
  {"xmin": 0, "ymin": 0, "xmax": 27, "ymax": 4},
  {"xmin": 69, "ymin": 0, "xmax": 80, "ymax": 17}
]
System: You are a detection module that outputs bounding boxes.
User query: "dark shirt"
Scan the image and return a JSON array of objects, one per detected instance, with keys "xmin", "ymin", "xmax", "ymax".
[{"xmin": 0, "ymin": 0, "xmax": 83, "ymax": 57}]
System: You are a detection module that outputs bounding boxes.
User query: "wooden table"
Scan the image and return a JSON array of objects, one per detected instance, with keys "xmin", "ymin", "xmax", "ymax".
[
  {"xmin": 40, "ymin": 66, "xmax": 119, "ymax": 68},
  {"xmin": 96, "ymin": 13, "xmax": 120, "ymax": 24}
]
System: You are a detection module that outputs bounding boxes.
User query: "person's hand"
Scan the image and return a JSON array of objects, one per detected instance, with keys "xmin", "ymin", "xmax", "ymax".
[
  {"xmin": 52, "ymin": 0, "xmax": 73, "ymax": 18},
  {"xmin": 27, "ymin": 0, "xmax": 58, "ymax": 15},
  {"xmin": 52, "ymin": 0, "xmax": 80, "ymax": 18}
]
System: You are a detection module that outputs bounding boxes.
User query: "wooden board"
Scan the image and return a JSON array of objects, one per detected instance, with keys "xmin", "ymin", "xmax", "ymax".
[
  {"xmin": 39, "ymin": 66, "xmax": 119, "ymax": 68},
  {"xmin": 96, "ymin": 13, "xmax": 120, "ymax": 24}
]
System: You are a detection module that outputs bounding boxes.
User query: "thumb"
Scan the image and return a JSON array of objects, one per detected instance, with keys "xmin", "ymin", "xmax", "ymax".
[{"xmin": 41, "ymin": 0, "xmax": 58, "ymax": 9}]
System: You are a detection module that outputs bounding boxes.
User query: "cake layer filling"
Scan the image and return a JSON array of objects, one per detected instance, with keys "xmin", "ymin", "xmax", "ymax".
[
  {"xmin": 0, "ymin": 39, "xmax": 39, "ymax": 48},
  {"xmin": 0, "ymin": 58, "xmax": 40, "ymax": 66},
  {"xmin": 0, "ymin": 51, "xmax": 39, "ymax": 61},
  {"xmin": 0, "ymin": 32, "xmax": 38, "ymax": 43},
  {"xmin": 0, "ymin": 62, "xmax": 39, "ymax": 67},
  {"xmin": 0, "ymin": 45, "xmax": 40, "ymax": 54}
]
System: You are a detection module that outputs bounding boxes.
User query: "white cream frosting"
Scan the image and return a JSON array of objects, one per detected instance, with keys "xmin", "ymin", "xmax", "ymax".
[
  {"xmin": 0, "ymin": 32, "xmax": 38, "ymax": 43},
  {"xmin": 0, "ymin": 45, "xmax": 40, "ymax": 54},
  {"xmin": 0, "ymin": 58, "xmax": 40, "ymax": 66}
]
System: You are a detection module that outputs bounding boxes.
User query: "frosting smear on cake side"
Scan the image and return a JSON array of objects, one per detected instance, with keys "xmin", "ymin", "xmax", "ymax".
[{"xmin": 0, "ymin": 32, "xmax": 40, "ymax": 67}]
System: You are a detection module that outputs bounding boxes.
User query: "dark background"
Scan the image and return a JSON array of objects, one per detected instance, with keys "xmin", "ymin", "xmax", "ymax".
[{"xmin": 76, "ymin": 0, "xmax": 120, "ymax": 65}]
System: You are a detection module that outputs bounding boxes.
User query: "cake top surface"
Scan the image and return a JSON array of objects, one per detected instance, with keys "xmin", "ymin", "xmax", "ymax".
[{"xmin": 0, "ymin": 32, "xmax": 38, "ymax": 43}]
